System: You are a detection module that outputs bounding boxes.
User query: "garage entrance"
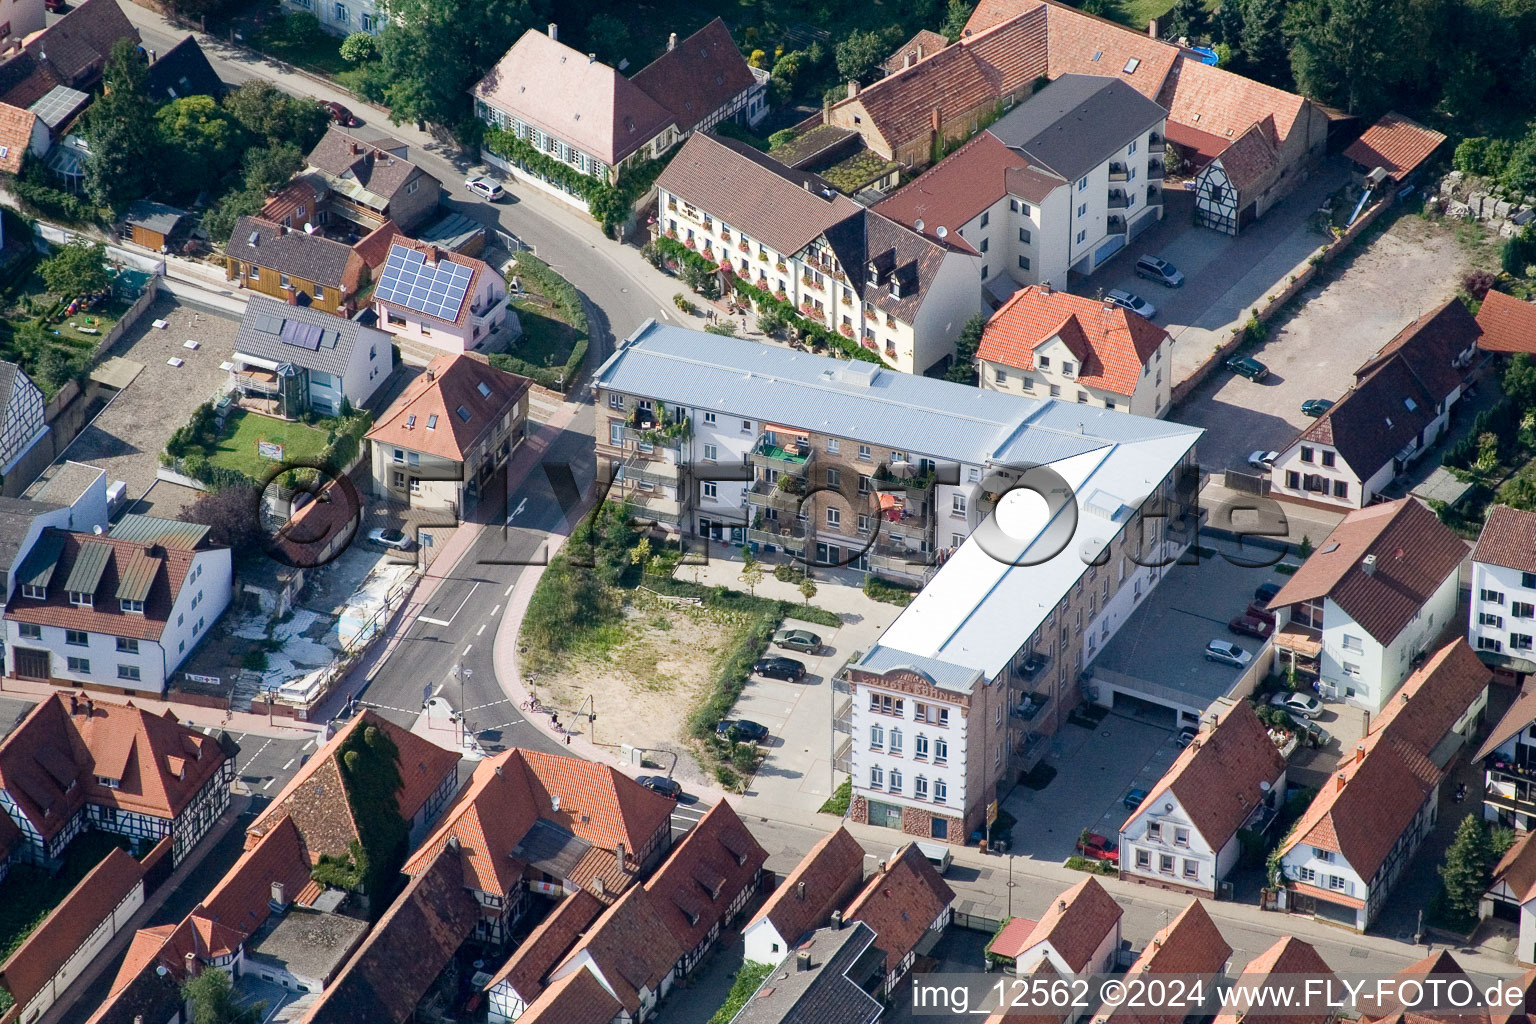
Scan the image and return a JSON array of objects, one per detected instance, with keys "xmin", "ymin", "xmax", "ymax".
[
  {"xmin": 13, "ymin": 648, "xmax": 48, "ymax": 681},
  {"xmin": 1110, "ymin": 690, "xmax": 1179, "ymax": 728}
]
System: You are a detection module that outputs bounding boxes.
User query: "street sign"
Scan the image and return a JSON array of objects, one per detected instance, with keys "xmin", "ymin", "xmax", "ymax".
[
  {"xmin": 987, "ymin": 800, "xmax": 998, "ymax": 827},
  {"xmin": 423, "ymin": 682, "xmax": 433, "ymax": 703}
]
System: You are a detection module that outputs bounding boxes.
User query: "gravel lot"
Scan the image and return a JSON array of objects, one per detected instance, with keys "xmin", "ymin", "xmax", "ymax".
[
  {"xmin": 65, "ymin": 295, "xmax": 238, "ymax": 517},
  {"xmin": 1169, "ymin": 210, "xmax": 1472, "ymax": 473}
]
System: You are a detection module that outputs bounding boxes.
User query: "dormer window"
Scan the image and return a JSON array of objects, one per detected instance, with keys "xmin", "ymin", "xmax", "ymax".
[
  {"xmin": 96, "ymin": 776, "xmax": 120, "ymax": 789},
  {"xmin": 69, "ymin": 591, "xmax": 93, "ymax": 608},
  {"xmin": 21, "ymin": 585, "xmax": 44, "ymax": 599},
  {"xmin": 889, "ymin": 276, "xmax": 903, "ymax": 299},
  {"xmin": 121, "ymin": 599, "xmax": 145, "ymax": 614}
]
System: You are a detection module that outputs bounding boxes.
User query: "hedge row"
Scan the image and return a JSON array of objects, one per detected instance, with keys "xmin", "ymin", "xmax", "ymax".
[
  {"xmin": 483, "ymin": 128, "xmax": 670, "ymax": 233},
  {"xmin": 491, "ymin": 251, "xmax": 590, "ymax": 390}
]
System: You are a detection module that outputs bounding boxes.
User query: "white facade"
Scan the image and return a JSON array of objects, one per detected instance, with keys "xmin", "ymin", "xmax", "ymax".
[
  {"xmin": 1471, "ymin": 560, "xmax": 1536, "ymax": 664},
  {"xmin": 1484, "ymin": 876, "xmax": 1536, "ymax": 966},
  {"xmin": 283, "ymin": 0, "xmax": 383, "ymax": 35},
  {"xmin": 11, "ymin": 876, "xmax": 144, "ymax": 1024},
  {"xmin": 1271, "ymin": 401, "xmax": 1458, "ymax": 510},
  {"xmin": 0, "ymin": 366, "xmax": 47, "ymax": 477},
  {"xmin": 1010, "ymin": 923, "xmax": 1120, "ymax": 979},
  {"xmin": 548, "ymin": 956, "xmax": 672, "ymax": 1024},
  {"xmin": 1119, "ymin": 791, "xmax": 1240, "ymax": 897},
  {"xmin": 850, "ymin": 687, "xmax": 971, "ymax": 828},
  {"xmin": 1061, "ymin": 128, "xmax": 1166, "ymax": 278},
  {"xmin": 231, "ymin": 321, "xmax": 390, "ymax": 416},
  {"xmin": 0, "ymin": 0, "xmax": 46, "ymax": 55}
]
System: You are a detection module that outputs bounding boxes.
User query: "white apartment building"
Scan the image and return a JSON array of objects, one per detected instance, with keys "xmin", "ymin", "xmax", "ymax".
[
  {"xmin": 875, "ymin": 74, "xmax": 1168, "ymax": 299},
  {"xmin": 1470, "ymin": 505, "xmax": 1536, "ymax": 680},
  {"xmin": 3, "ymin": 515, "xmax": 232, "ymax": 696},
  {"xmin": 656, "ymin": 132, "xmax": 980, "ymax": 374},
  {"xmin": 284, "ymin": 0, "xmax": 382, "ymax": 35},
  {"xmin": 1269, "ymin": 498, "xmax": 1466, "ymax": 714}
]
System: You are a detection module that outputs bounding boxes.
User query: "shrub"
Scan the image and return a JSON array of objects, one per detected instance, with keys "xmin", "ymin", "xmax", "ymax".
[
  {"xmin": 818, "ymin": 778, "xmax": 851, "ymax": 815},
  {"xmin": 1463, "ymin": 269, "xmax": 1496, "ymax": 299}
]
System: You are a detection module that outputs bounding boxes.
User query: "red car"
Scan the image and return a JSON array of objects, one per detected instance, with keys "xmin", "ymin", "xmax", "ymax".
[
  {"xmin": 44, "ymin": 0, "xmax": 66, "ymax": 10},
  {"xmin": 1228, "ymin": 614, "xmax": 1274, "ymax": 639},
  {"xmin": 1245, "ymin": 601, "xmax": 1276, "ymax": 624},
  {"xmin": 321, "ymin": 100, "xmax": 360, "ymax": 127},
  {"xmin": 1076, "ymin": 833, "xmax": 1119, "ymax": 863}
]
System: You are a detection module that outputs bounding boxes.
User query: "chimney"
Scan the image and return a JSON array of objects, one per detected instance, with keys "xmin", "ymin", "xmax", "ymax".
[
  {"xmin": 548, "ymin": 22, "xmax": 557, "ymax": 41},
  {"xmin": 595, "ymin": 875, "xmax": 606, "ymax": 897},
  {"xmin": 351, "ymin": 142, "xmax": 361, "ymax": 155},
  {"xmin": 493, "ymin": 763, "xmax": 502, "ymax": 777},
  {"xmin": 1336, "ymin": 771, "xmax": 1347, "ymax": 792},
  {"xmin": 1040, "ymin": 282, "xmax": 1051, "ymax": 296},
  {"xmin": 830, "ymin": 909, "xmax": 843, "ymax": 929},
  {"xmin": 796, "ymin": 881, "xmax": 806, "ymax": 900},
  {"xmin": 69, "ymin": 694, "xmax": 80, "ymax": 715},
  {"xmin": 427, "ymin": 366, "xmax": 437, "ymax": 382},
  {"xmin": 847, "ymin": 80, "xmax": 860, "ymax": 100},
  {"xmin": 84, "ymin": 697, "xmax": 93, "ymax": 715},
  {"xmin": 1355, "ymin": 743, "xmax": 1366, "ymax": 764},
  {"xmin": 1362, "ymin": 554, "xmax": 1377, "ymax": 575},
  {"xmin": 877, "ymin": 859, "xmax": 887, "ymax": 873},
  {"xmin": 617, "ymin": 841, "xmax": 627, "ymax": 871},
  {"xmin": 184, "ymin": 952, "xmax": 199, "ymax": 978},
  {"xmin": 1148, "ymin": 18, "xmax": 1158, "ymax": 37},
  {"xmin": 272, "ymin": 881, "xmax": 287, "ymax": 905},
  {"xmin": 904, "ymin": 53, "xmax": 912, "ymax": 70},
  {"xmin": 588, "ymin": 53, "xmax": 597, "ymax": 64},
  {"xmin": 796, "ymin": 951, "xmax": 812, "ymax": 972},
  {"xmin": 930, "ymin": 107, "xmax": 942, "ymax": 133},
  {"xmin": 668, "ymin": 31, "xmax": 677, "ymax": 51},
  {"xmin": 1058, "ymin": 899, "xmax": 1067, "ymax": 911}
]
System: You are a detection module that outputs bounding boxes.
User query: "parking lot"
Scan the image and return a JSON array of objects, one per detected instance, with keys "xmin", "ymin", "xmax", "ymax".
[
  {"xmin": 1163, "ymin": 206, "xmax": 1474, "ymax": 473},
  {"xmin": 66, "ymin": 295, "xmax": 238, "ymax": 518}
]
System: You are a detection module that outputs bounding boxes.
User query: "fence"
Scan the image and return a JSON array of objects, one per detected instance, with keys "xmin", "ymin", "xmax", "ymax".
[
  {"xmin": 1169, "ymin": 193, "xmax": 1395, "ymax": 409},
  {"xmin": 953, "ymin": 910, "xmax": 1003, "ymax": 933}
]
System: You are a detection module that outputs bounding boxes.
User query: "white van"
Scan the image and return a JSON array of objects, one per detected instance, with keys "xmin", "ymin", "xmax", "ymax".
[{"xmin": 902, "ymin": 841, "xmax": 953, "ymax": 876}]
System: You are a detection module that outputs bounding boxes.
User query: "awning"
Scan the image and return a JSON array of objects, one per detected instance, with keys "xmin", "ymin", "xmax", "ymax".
[
  {"xmin": 765, "ymin": 424, "xmax": 808, "ymax": 440},
  {"xmin": 1274, "ymin": 627, "xmax": 1323, "ymax": 658},
  {"xmin": 878, "ymin": 493, "xmax": 902, "ymax": 511}
]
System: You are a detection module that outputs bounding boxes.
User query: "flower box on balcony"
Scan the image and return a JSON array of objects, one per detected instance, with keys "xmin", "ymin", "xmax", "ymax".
[
  {"xmin": 666, "ymin": 229, "xmax": 677, "ymax": 239},
  {"xmin": 862, "ymin": 337, "xmax": 878, "ymax": 351},
  {"xmin": 757, "ymin": 251, "xmax": 768, "ymax": 262},
  {"xmin": 776, "ymin": 261, "xmax": 787, "ymax": 272},
  {"xmin": 774, "ymin": 290, "xmax": 789, "ymax": 302},
  {"xmin": 666, "ymin": 199, "xmax": 677, "ymax": 211},
  {"xmin": 684, "ymin": 238, "xmax": 696, "ymax": 249},
  {"xmin": 839, "ymin": 323, "xmax": 854, "ymax": 338},
  {"xmin": 738, "ymin": 242, "xmax": 750, "ymax": 253},
  {"xmin": 885, "ymin": 315, "xmax": 896, "ymax": 329},
  {"xmin": 721, "ymin": 228, "xmax": 732, "ymax": 241}
]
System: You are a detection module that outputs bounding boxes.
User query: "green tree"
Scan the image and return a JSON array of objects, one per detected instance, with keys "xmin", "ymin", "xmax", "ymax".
[
  {"xmin": 83, "ymin": 40, "xmax": 159, "ymax": 209},
  {"xmin": 946, "ymin": 312, "xmax": 987, "ymax": 383},
  {"xmin": 222, "ymin": 82, "xmax": 330, "ymax": 151},
  {"xmin": 769, "ymin": 49, "xmax": 809, "ymax": 105},
  {"xmin": 1504, "ymin": 353, "xmax": 1536, "ymax": 409},
  {"xmin": 1161, "ymin": 0, "xmax": 1210, "ymax": 40},
  {"xmin": 242, "ymin": 142, "xmax": 306, "ymax": 195},
  {"xmin": 340, "ymin": 31, "xmax": 380, "ymax": 63},
  {"xmin": 798, "ymin": 577, "xmax": 818, "ymax": 605},
  {"xmin": 941, "ymin": 0, "xmax": 971, "ymax": 41},
  {"xmin": 741, "ymin": 559, "xmax": 764, "ymax": 596},
  {"xmin": 1233, "ymin": 0, "xmax": 1291, "ymax": 86},
  {"xmin": 374, "ymin": 0, "xmax": 536, "ymax": 133},
  {"xmin": 157, "ymin": 95, "xmax": 248, "ymax": 197},
  {"xmin": 1439, "ymin": 814, "xmax": 1494, "ymax": 925},
  {"xmin": 39, "ymin": 240, "xmax": 109, "ymax": 300},
  {"xmin": 182, "ymin": 969, "xmax": 264, "ymax": 1024},
  {"xmin": 1284, "ymin": 0, "xmax": 1416, "ymax": 116},
  {"xmin": 835, "ymin": 28, "xmax": 889, "ymax": 85},
  {"xmin": 584, "ymin": 13, "xmax": 631, "ymax": 66}
]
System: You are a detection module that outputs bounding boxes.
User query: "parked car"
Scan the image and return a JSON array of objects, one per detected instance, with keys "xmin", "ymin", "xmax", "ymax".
[
  {"xmin": 1228, "ymin": 614, "xmax": 1274, "ymax": 639},
  {"xmin": 1255, "ymin": 581, "xmax": 1282, "ymax": 604},
  {"xmin": 1226, "ymin": 356, "xmax": 1270, "ymax": 382},
  {"xmin": 1105, "ymin": 288, "xmax": 1157, "ymax": 320},
  {"xmin": 773, "ymin": 628, "xmax": 822, "ymax": 653},
  {"xmin": 1176, "ymin": 726, "xmax": 1198, "ymax": 748},
  {"xmin": 1245, "ymin": 601, "xmax": 1276, "ymax": 624},
  {"xmin": 637, "ymin": 775, "xmax": 681, "ymax": 798},
  {"xmin": 1204, "ymin": 639, "xmax": 1253, "ymax": 667},
  {"xmin": 1301, "ymin": 398, "xmax": 1334, "ymax": 417},
  {"xmin": 715, "ymin": 719, "xmax": 770, "ymax": 744},
  {"xmin": 1076, "ymin": 832, "xmax": 1119, "ymax": 862},
  {"xmin": 1247, "ymin": 450, "xmax": 1279, "ymax": 470},
  {"xmin": 1270, "ymin": 692, "xmax": 1324, "ymax": 719},
  {"xmin": 44, "ymin": 0, "xmax": 66, "ymax": 11},
  {"xmin": 1299, "ymin": 719, "xmax": 1332, "ymax": 747},
  {"xmin": 321, "ymin": 100, "xmax": 360, "ymax": 127},
  {"xmin": 753, "ymin": 656, "xmax": 806, "ymax": 682},
  {"xmin": 1135, "ymin": 254, "xmax": 1185, "ymax": 287},
  {"xmin": 368, "ymin": 527, "xmax": 416, "ymax": 551},
  {"xmin": 1124, "ymin": 787, "xmax": 1149, "ymax": 811},
  {"xmin": 464, "ymin": 175, "xmax": 507, "ymax": 201}
]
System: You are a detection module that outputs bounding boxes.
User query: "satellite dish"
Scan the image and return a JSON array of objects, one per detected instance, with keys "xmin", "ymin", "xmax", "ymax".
[
  {"xmin": 92, "ymin": 525, "xmax": 103, "ymax": 534},
  {"xmin": 914, "ymin": 218, "xmax": 925, "ymax": 232},
  {"xmin": 936, "ymin": 225, "xmax": 948, "ymax": 239},
  {"xmin": 1260, "ymin": 780, "xmax": 1272, "ymax": 792}
]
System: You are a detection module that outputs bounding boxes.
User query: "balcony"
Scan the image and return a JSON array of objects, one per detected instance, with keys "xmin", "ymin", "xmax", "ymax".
[
  {"xmin": 233, "ymin": 366, "xmax": 280, "ymax": 396},
  {"xmin": 1483, "ymin": 789, "xmax": 1536, "ymax": 815},
  {"xmin": 1108, "ymin": 190, "xmax": 1130, "ymax": 210},
  {"xmin": 1011, "ymin": 689, "xmax": 1050, "ymax": 721},
  {"xmin": 1149, "ymin": 134, "xmax": 1166, "ymax": 153},
  {"xmin": 869, "ymin": 546, "xmax": 930, "ymax": 580},
  {"xmin": 833, "ymin": 735, "xmax": 852, "ymax": 775},
  {"xmin": 618, "ymin": 459, "xmax": 681, "ymax": 488},
  {"xmin": 749, "ymin": 434, "xmax": 815, "ymax": 476},
  {"xmin": 623, "ymin": 409, "xmax": 690, "ymax": 449},
  {"xmin": 1108, "ymin": 162, "xmax": 1129, "ymax": 182},
  {"xmin": 1107, "ymin": 215, "xmax": 1127, "ymax": 235},
  {"xmin": 747, "ymin": 523, "xmax": 809, "ymax": 553},
  {"xmin": 623, "ymin": 487, "xmax": 684, "ymax": 518},
  {"xmin": 1148, "ymin": 160, "xmax": 1165, "ymax": 180},
  {"xmin": 833, "ymin": 696, "xmax": 852, "ymax": 734},
  {"xmin": 1146, "ymin": 184, "xmax": 1164, "ymax": 206},
  {"xmin": 748, "ymin": 475, "xmax": 808, "ymax": 513},
  {"xmin": 1015, "ymin": 650, "xmax": 1052, "ymax": 681},
  {"xmin": 471, "ymin": 295, "xmax": 510, "ymax": 329},
  {"xmin": 1490, "ymin": 760, "xmax": 1536, "ymax": 782},
  {"xmin": 872, "ymin": 463, "xmax": 936, "ymax": 503}
]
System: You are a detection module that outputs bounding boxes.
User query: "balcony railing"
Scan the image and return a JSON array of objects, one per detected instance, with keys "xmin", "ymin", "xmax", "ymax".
[
  {"xmin": 233, "ymin": 368, "xmax": 280, "ymax": 396},
  {"xmin": 623, "ymin": 409, "xmax": 690, "ymax": 449},
  {"xmin": 1148, "ymin": 160, "xmax": 1165, "ymax": 180},
  {"xmin": 1490, "ymin": 760, "xmax": 1536, "ymax": 782},
  {"xmin": 1015, "ymin": 651, "xmax": 1052, "ymax": 680},
  {"xmin": 749, "ymin": 434, "xmax": 815, "ymax": 475},
  {"xmin": 833, "ymin": 735, "xmax": 852, "ymax": 775},
  {"xmin": 618, "ymin": 459, "xmax": 682, "ymax": 487},
  {"xmin": 1108, "ymin": 190, "xmax": 1130, "ymax": 210},
  {"xmin": 748, "ymin": 476, "xmax": 808, "ymax": 513},
  {"xmin": 1011, "ymin": 690, "xmax": 1050, "ymax": 720},
  {"xmin": 869, "ymin": 550, "xmax": 929, "ymax": 579},
  {"xmin": 1146, "ymin": 185, "xmax": 1164, "ymax": 206},
  {"xmin": 1108, "ymin": 163, "xmax": 1129, "ymax": 182},
  {"xmin": 1481, "ymin": 789, "xmax": 1536, "ymax": 815},
  {"xmin": 747, "ymin": 525, "xmax": 809, "ymax": 552},
  {"xmin": 1149, "ymin": 135, "xmax": 1166, "ymax": 153},
  {"xmin": 1107, "ymin": 215, "xmax": 1127, "ymax": 235},
  {"xmin": 872, "ymin": 463, "xmax": 936, "ymax": 501}
]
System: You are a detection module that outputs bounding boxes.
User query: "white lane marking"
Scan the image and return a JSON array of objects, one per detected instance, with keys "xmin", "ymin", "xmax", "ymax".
[
  {"xmin": 477, "ymin": 623, "xmax": 487, "ymax": 636},
  {"xmin": 282, "ymin": 758, "xmax": 295, "ymax": 770},
  {"xmin": 505, "ymin": 584, "xmax": 515, "ymax": 596},
  {"xmin": 491, "ymin": 604, "xmax": 502, "ymax": 616},
  {"xmin": 262, "ymin": 778, "xmax": 276, "ymax": 790},
  {"xmin": 463, "ymin": 644, "xmax": 473, "ymax": 657},
  {"xmin": 418, "ymin": 616, "xmax": 451, "ymax": 626}
]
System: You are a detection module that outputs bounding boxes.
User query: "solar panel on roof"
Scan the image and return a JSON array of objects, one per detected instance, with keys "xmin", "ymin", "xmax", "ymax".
[
  {"xmin": 376, "ymin": 243, "xmax": 472, "ymax": 323},
  {"xmin": 255, "ymin": 314, "xmax": 284, "ymax": 335},
  {"xmin": 280, "ymin": 321, "xmax": 323, "ymax": 351}
]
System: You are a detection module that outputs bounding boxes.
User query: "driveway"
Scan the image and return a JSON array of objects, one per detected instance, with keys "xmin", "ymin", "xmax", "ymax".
[
  {"xmin": 1083, "ymin": 161, "xmax": 1352, "ymax": 385},
  {"xmin": 1169, "ymin": 209, "xmax": 1474, "ymax": 473}
]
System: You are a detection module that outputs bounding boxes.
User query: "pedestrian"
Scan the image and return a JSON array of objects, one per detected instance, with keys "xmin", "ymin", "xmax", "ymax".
[{"xmin": 565, "ymin": 733, "xmax": 571, "ymax": 745}]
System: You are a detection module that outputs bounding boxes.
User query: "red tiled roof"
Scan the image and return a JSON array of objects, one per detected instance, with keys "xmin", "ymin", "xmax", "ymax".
[
  {"xmin": 1103, "ymin": 901, "xmax": 1231, "ymax": 1024},
  {"xmin": 471, "ymin": 28, "xmax": 676, "ymax": 167},
  {"xmin": 1359, "ymin": 951, "xmax": 1469, "ymax": 1020},
  {"xmin": 483, "ymin": 890, "xmax": 603, "ymax": 998},
  {"xmin": 1366, "ymin": 640, "xmax": 1489, "ymax": 756},
  {"xmin": 1494, "ymin": 831, "xmax": 1536, "ymax": 905},
  {"xmin": 629, "ymin": 18, "xmax": 757, "ymax": 135},
  {"xmin": 259, "ymin": 178, "xmax": 324, "ymax": 229},
  {"xmin": 874, "ymin": 132, "xmax": 1063, "ymax": 246},
  {"xmin": 0, "ymin": 0, "xmax": 139, "ymax": 108},
  {"xmin": 643, "ymin": 801, "xmax": 766, "ymax": 953},
  {"xmin": 108, "ymin": 923, "xmax": 177, "ymax": 997},
  {"xmin": 352, "ymin": 218, "xmax": 401, "ymax": 270},
  {"xmin": 558, "ymin": 883, "xmax": 683, "ymax": 1014},
  {"xmin": 977, "ymin": 284, "xmax": 1170, "ymax": 396},
  {"xmin": 5, "ymin": 528, "xmax": 209, "ymax": 641},
  {"xmin": 746, "ymin": 825, "xmax": 866, "ymax": 947},
  {"xmin": 1006, "ymin": 877, "xmax": 1122, "ymax": 973},
  {"xmin": 0, "ymin": 694, "xmax": 227, "ymax": 843},
  {"xmin": 1269, "ymin": 499, "xmax": 1468, "ymax": 645},
  {"xmin": 366, "ymin": 352, "xmax": 530, "ymax": 463},
  {"xmin": 1157, "ymin": 57, "xmax": 1305, "ymax": 155},
  {"xmin": 246, "ymin": 711, "xmax": 460, "ymax": 860},
  {"xmin": 1476, "ymin": 670, "xmax": 1536, "ymax": 762},
  {"xmin": 1040, "ymin": 1, "xmax": 1181, "ymax": 101},
  {"xmin": 1343, "ymin": 112, "xmax": 1446, "ymax": 182},
  {"xmin": 518, "ymin": 964, "xmax": 623, "ymax": 1024},
  {"xmin": 1476, "ymin": 290, "xmax": 1536, "ymax": 355},
  {"xmin": 1214, "ymin": 122, "xmax": 1281, "ymax": 193},
  {"xmin": 844, "ymin": 843, "xmax": 955, "ymax": 976},
  {"xmin": 0, "ymin": 103, "xmax": 36, "ymax": 175},
  {"xmin": 0, "ymin": 848, "xmax": 143, "ymax": 1008},
  {"xmin": 881, "ymin": 30, "xmax": 951, "ymax": 75},
  {"xmin": 1353, "ymin": 297, "xmax": 1480, "ymax": 396},
  {"xmin": 204, "ymin": 815, "xmax": 315, "ymax": 937},
  {"xmin": 1120, "ymin": 699, "xmax": 1285, "ymax": 851},
  {"xmin": 1213, "ymin": 936, "xmax": 1335, "ymax": 1024}
]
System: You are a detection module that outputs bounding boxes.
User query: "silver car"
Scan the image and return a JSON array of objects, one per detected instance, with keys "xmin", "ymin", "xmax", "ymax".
[
  {"xmin": 465, "ymin": 176, "xmax": 507, "ymax": 201},
  {"xmin": 1204, "ymin": 640, "xmax": 1252, "ymax": 667},
  {"xmin": 1105, "ymin": 288, "xmax": 1157, "ymax": 320}
]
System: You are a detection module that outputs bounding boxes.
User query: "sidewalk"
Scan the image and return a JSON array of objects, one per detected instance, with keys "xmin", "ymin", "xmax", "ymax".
[{"xmin": 0, "ymin": 674, "xmax": 326, "ymax": 740}]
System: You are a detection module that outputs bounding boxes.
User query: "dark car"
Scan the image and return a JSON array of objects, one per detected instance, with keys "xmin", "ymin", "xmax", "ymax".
[
  {"xmin": 1124, "ymin": 787, "xmax": 1149, "ymax": 812},
  {"xmin": 716, "ymin": 719, "xmax": 770, "ymax": 744},
  {"xmin": 1228, "ymin": 614, "xmax": 1274, "ymax": 639},
  {"xmin": 1245, "ymin": 601, "xmax": 1276, "ymax": 624},
  {"xmin": 1302, "ymin": 398, "xmax": 1334, "ymax": 418},
  {"xmin": 637, "ymin": 775, "xmax": 681, "ymax": 798},
  {"xmin": 1255, "ymin": 581, "xmax": 1282, "ymax": 604},
  {"xmin": 1226, "ymin": 356, "xmax": 1270, "ymax": 382},
  {"xmin": 754, "ymin": 656, "xmax": 805, "ymax": 682},
  {"xmin": 45, "ymin": 0, "xmax": 66, "ymax": 10},
  {"xmin": 321, "ymin": 100, "xmax": 360, "ymax": 127}
]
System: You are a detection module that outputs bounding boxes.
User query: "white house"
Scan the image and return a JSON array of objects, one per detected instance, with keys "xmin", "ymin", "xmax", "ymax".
[
  {"xmin": 1269, "ymin": 299, "xmax": 1479, "ymax": 510},
  {"xmin": 876, "ymin": 74, "xmax": 1169, "ymax": 298},
  {"xmin": 1485, "ymin": 831, "xmax": 1536, "ymax": 965},
  {"xmin": 231, "ymin": 296, "xmax": 391, "ymax": 417},
  {"xmin": 283, "ymin": 0, "xmax": 383, "ymax": 36},
  {"xmin": 1279, "ymin": 640, "xmax": 1489, "ymax": 931},
  {"xmin": 1476, "ymin": 681, "xmax": 1536, "ymax": 832},
  {"xmin": 656, "ymin": 132, "xmax": 980, "ymax": 375},
  {"xmin": 1470, "ymin": 504, "xmax": 1536, "ymax": 682},
  {"xmin": 742, "ymin": 826, "xmax": 866, "ymax": 966},
  {"xmin": 1268, "ymin": 497, "xmax": 1467, "ymax": 713},
  {"xmin": 3, "ymin": 515, "xmax": 232, "ymax": 696},
  {"xmin": 1119, "ymin": 698, "xmax": 1286, "ymax": 898},
  {"xmin": 373, "ymin": 238, "xmax": 511, "ymax": 356},
  {"xmin": 976, "ymin": 283, "xmax": 1173, "ymax": 417},
  {"xmin": 988, "ymin": 876, "xmax": 1122, "ymax": 979}
]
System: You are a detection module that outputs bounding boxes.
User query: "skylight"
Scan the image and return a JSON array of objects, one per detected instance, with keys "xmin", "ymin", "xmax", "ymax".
[
  {"xmin": 427, "ymin": 414, "xmax": 439, "ymax": 429},
  {"xmin": 1091, "ymin": 50, "xmax": 1102, "ymax": 62},
  {"xmin": 1124, "ymin": 57, "xmax": 1140, "ymax": 74},
  {"xmin": 477, "ymin": 381, "xmax": 492, "ymax": 399},
  {"xmin": 456, "ymin": 405, "xmax": 472, "ymax": 422}
]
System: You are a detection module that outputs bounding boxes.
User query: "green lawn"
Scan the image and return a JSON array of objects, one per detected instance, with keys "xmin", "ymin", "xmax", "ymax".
[
  {"xmin": 208, "ymin": 409, "xmax": 332, "ymax": 480},
  {"xmin": 245, "ymin": 16, "xmax": 350, "ymax": 77},
  {"xmin": 1112, "ymin": 0, "xmax": 1222, "ymax": 34},
  {"xmin": 510, "ymin": 294, "xmax": 580, "ymax": 370},
  {"xmin": 0, "ymin": 831, "xmax": 132, "ymax": 964}
]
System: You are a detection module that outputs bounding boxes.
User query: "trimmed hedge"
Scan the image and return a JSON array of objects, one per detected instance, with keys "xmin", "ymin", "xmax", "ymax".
[
  {"xmin": 484, "ymin": 128, "xmax": 671, "ymax": 233},
  {"xmin": 491, "ymin": 252, "xmax": 590, "ymax": 390},
  {"xmin": 708, "ymin": 961, "xmax": 774, "ymax": 1023}
]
